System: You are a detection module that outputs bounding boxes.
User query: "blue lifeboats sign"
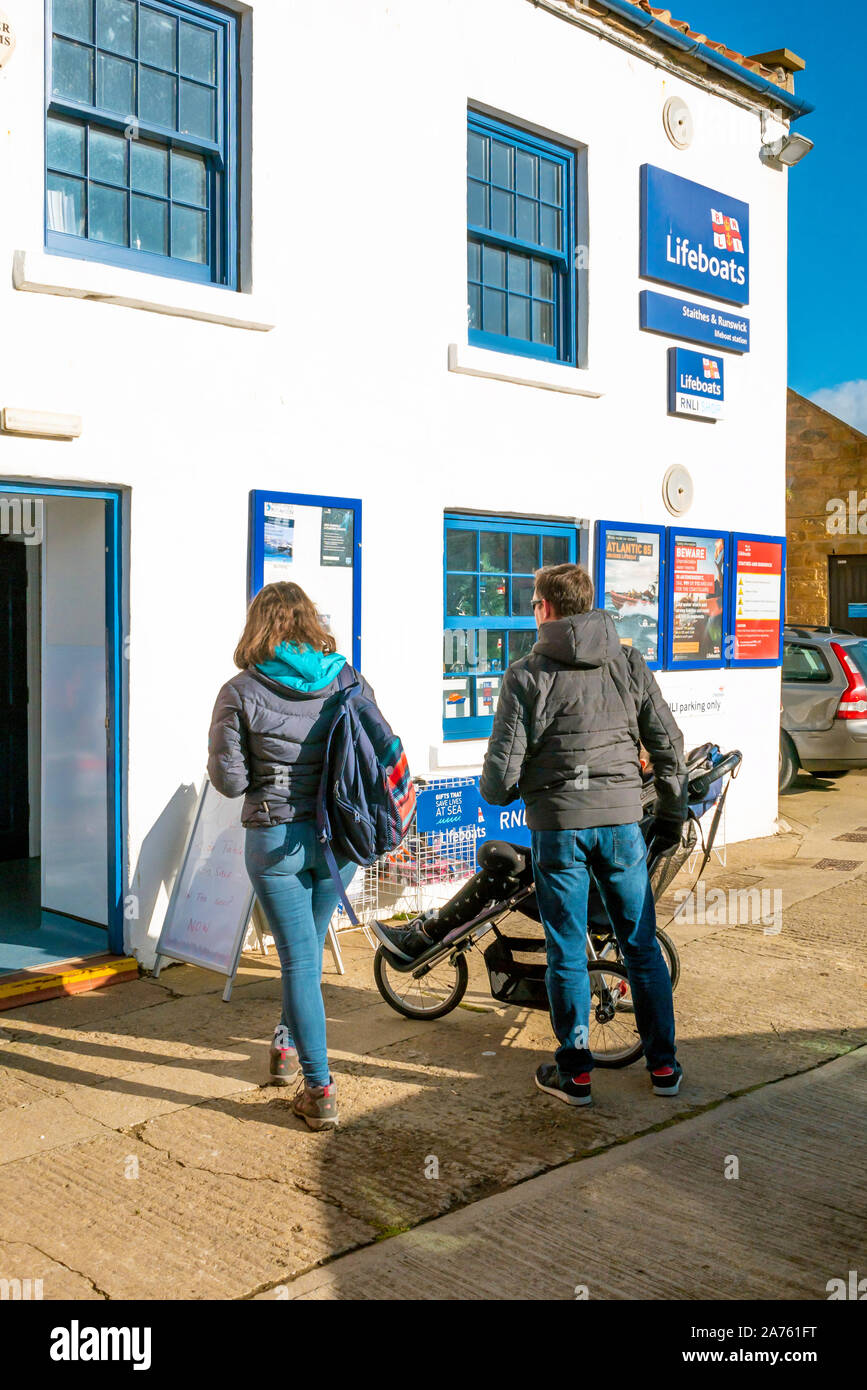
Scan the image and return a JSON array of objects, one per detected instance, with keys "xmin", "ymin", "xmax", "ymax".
[
  {"xmin": 641, "ymin": 165, "xmax": 750, "ymax": 306},
  {"xmin": 668, "ymin": 347, "xmax": 725, "ymax": 420}
]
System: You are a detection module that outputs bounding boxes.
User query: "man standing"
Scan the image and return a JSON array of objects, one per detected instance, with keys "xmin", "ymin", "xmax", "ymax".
[{"xmin": 481, "ymin": 563, "xmax": 688, "ymax": 1107}]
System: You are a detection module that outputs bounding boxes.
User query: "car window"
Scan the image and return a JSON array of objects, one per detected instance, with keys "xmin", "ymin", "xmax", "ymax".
[
  {"xmin": 843, "ymin": 641, "xmax": 867, "ymax": 681},
  {"xmin": 782, "ymin": 642, "xmax": 832, "ymax": 682}
]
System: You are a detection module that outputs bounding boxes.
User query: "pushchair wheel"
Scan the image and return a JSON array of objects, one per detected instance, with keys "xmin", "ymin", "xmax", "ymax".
[
  {"xmin": 373, "ymin": 945, "xmax": 469, "ymax": 1020},
  {"xmin": 590, "ymin": 929, "xmax": 680, "ymax": 1015},
  {"xmin": 587, "ymin": 961, "xmax": 644, "ymax": 1069}
]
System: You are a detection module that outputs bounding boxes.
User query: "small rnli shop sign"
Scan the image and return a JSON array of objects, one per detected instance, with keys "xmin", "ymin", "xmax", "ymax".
[{"xmin": 668, "ymin": 347, "xmax": 725, "ymax": 420}]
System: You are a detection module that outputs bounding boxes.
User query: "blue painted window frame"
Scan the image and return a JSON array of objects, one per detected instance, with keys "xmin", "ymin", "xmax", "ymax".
[
  {"xmin": 467, "ymin": 111, "xmax": 576, "ymax": 366},
  {"xmin": 725, "ymin": 532, "xmax": 786, "ymax": 668},
  {"xmin": 663, "ymin": 527, "xmax": 729, "ymax": 671},
  {"xmin": 45, "ymin": 0, "xmax": 238, "ymax": 288},
  {"xmin": 443, "ymin": 513, "xmax": 578, "ymax": 741},
  {"xmin": 594, "ymin": 520, "xmax": 666, "ymax": 672},
  {"xmin": 248, "ymin": 490, "xmax": 362, "ymax": 671}
]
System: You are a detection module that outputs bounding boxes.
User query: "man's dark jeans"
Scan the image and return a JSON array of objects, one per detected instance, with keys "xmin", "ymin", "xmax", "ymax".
[{"xmin": 531, "ymin": 823, "xmax": 678, "ymax": 1077}]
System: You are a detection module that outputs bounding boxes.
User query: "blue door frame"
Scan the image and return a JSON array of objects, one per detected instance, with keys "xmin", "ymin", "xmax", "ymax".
[{"xmin": 0, "ymin": 480, "xmax": 126, "ymax": 955}]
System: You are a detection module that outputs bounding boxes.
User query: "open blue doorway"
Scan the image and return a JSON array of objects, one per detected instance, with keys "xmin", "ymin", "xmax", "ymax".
[{"xmin": 0, "ymin": 482, "xmax": 125, "ymax": 972}]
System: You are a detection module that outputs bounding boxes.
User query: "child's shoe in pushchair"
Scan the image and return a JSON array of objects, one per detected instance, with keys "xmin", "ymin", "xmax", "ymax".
[
  {"xmin": 534, "ymin": 1064, "xmax": 593, "ymax": 1107},
  {"xmin": 650, "ymin": 1064, "xmax": 683, "ymax": 1096},
  {"xmin": 372, "ymin": 916, "xmax": 436, "ymax": 962}
]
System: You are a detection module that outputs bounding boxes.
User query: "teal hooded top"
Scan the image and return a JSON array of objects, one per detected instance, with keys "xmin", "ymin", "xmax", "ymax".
[{"xmin": 256, "ymin": 642, "xmax": 346, "ymax": 694}]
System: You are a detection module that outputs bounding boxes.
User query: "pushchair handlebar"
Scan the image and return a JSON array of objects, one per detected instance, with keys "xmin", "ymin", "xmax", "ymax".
[
  {"xmin": 640, "ymin": 746, "xmax": 742, "ymax": 808},
  {"xmin": 687, "ymin": 748, "xmax": 742, "ymax": 801}
]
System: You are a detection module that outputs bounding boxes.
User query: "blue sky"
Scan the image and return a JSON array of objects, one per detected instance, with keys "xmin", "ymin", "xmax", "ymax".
[{"xmin": 673, "ymin": 0, "xmax": 866, "ymax": 431}]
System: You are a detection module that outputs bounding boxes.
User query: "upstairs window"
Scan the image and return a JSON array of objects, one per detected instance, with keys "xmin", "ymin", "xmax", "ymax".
[
  {"xmin": 46, "ymin": 0, "xmax": 237, "ymax": 286},
  {"xmin": 467, "ymin": 111, "xmax": 575, "ymax": 365}
]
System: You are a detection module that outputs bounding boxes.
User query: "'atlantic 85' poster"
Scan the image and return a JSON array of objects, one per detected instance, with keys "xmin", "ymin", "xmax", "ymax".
[{"xmin": 601, "ymin": 529, "xmax": 661, "ymax": 662}]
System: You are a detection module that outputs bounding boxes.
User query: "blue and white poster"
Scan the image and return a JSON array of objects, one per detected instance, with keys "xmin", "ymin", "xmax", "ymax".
[
  {"xmin": 415, "ymin": 780, "xmax": 531, "ymax": 848},
  {"xmin": 640, "ymin": 165, "xmax": 750, "ymax": 306},
  {"xmin": 640, "ymin": 290, "xmax": 750, "ymax": 353},
  {"xmin": 668, "ymin": 347, "xmax": 725, "ymax": 420}
]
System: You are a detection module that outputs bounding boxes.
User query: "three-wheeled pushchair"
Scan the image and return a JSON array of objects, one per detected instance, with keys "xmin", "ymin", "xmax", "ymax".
[{"xmin": 372, "ymin": 743, "xmax": 742, "ymax": 1068}]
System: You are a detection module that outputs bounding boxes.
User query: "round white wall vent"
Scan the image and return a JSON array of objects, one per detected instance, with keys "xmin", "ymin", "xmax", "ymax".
[
  {"xmin": 662, "ymin": 464, "xmax": 694, "ymax": 516},
  {"xmin": 663, "ymin": 96, "xmax": 694, "ymax": 149}
]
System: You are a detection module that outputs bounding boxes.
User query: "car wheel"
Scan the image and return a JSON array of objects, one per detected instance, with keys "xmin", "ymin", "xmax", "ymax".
[{"xmin": 779, "ymin": 732, "xmax": 799, "ymax": 793}]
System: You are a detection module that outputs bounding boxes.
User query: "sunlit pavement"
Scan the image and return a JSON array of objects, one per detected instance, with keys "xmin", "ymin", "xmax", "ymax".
[{"xmin": 0, "ymin": 772, "xmax": 864, "ymax": 1299}]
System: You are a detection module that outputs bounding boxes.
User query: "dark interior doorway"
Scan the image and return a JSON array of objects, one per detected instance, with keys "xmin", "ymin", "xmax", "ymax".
[{"xmin": 829, "ymin": 554, "xmax": 867, "ymax": 639}]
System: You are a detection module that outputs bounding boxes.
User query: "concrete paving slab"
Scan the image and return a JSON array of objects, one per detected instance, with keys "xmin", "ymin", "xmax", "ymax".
[
  {"xmin": 0, "ymin": 1131, "xmax": 377, "ymax": 1300},
  {"xmin": 266, "ymin": 1047, "xmax": 867, "ymax": 1301}
]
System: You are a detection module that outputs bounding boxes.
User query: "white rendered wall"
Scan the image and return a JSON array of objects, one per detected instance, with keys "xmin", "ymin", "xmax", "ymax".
[{"xmin": 0, "ymin": 0, "xmax": 790, "ymax": 963}]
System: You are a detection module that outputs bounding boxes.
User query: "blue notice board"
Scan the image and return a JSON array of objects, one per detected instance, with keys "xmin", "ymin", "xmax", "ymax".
[
  {"xmin": 640, "ymin": 165, "xmax": 750, "ymax": 306},
  {"xmin": 640, "ymin": 290, "xmax": 750, "ymax": 353},
  {"xmin": 416, "ymin": 780, "xmax": 531, "ymax": 848},
  {"xmin": 249, "ymin": 490, "xmax": 362, "ymax": 669}
]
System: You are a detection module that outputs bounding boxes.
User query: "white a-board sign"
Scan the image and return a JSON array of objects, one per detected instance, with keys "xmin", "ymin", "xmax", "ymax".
[
  {"xmin": 153, "ymin": 779, "xmax": 346, "ymax": 999},
  {"xmin": 153, "ymin": 779, "xmax": 256, "ymax": 999}
]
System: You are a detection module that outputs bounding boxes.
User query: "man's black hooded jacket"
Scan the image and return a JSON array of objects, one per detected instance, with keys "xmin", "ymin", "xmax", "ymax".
[{"xmin": 480, "ymin": 609, "xmax": 687, "ymax": 830}]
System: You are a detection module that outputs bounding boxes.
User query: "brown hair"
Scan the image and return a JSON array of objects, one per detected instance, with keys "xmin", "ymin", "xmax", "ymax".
[
  {"xmin": 234, "ymin": 582, "xmax": 336, "ymax": 669},
  {"xmin": 534, "ymin": 563, "xmax": 594, "ymax": 617}
]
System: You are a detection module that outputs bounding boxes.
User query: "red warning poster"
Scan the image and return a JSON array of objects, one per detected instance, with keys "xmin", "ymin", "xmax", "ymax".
[{"xmin": 733, "ymin": 538, "xmax": 783, "ymax": 661}]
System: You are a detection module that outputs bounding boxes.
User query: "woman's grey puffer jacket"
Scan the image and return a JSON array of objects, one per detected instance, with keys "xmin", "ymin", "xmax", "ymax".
[{"xmin": 208, "ymin": 664, "xmax": 375, "ymax": 827}]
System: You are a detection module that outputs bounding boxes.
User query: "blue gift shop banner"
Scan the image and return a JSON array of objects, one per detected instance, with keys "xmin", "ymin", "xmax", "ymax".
[
  {"xmin": 415, "ymin": 780, "xmax": 532, "ymax": 848},
  {"xmin": 640, "ymin": 165, "xmax": 750, "ymax": 307}
]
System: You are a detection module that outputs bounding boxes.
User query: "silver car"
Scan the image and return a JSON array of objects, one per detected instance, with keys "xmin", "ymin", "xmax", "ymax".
[{"xmin": 780, "ymin": 625, "xmax": 867, "ymax": 791}]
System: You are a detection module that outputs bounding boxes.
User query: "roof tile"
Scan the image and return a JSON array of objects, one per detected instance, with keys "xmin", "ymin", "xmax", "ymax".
[{"xmin": 580, "ymin": 0, "xmax": 799, "ymax": 86}]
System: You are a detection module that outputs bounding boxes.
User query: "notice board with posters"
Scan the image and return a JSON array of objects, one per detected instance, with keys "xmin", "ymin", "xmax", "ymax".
[
  {"xmin": 727, "ymin": 533, "xmax": 785, "ymax": 667},
  {"xmin": 249, "ymin": 490, "xmax": 361, "ymax": 668},
  {"xmin": 594, "ymin": 520, "xmax": 665, "ymax": 670},
  {"xmin": 664, "ymin": 528, "xmax": 728, "ymax": 670}
]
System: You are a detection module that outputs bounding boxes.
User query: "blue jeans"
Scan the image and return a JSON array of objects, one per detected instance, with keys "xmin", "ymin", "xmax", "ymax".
[
  {"xmin": 531, "ymin": 823, "xmax": 678, "ymax": 1077},
  {"xmin": 244, "ymin": 821, "xmax": 355, "ymax": 1088}
]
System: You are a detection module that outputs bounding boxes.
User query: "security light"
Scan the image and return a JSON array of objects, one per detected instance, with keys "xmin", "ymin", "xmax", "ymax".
[{"xmin": 762, "ymin": 132, "xmax": 813, "ymax": 166}]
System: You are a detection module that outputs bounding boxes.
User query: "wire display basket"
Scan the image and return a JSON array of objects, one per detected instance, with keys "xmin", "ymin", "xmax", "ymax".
[{"xmin": 332, "ymin": 776, "xmax": 482, "ymax": 934}]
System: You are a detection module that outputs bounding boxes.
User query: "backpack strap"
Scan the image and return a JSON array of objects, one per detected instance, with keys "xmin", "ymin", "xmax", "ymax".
[
  {"xmin": 317, "ymin": 661, "xmax": 362, "ymax": 926},
  {"xmin": 323, "ymin": 838, "xmax": 359, "ymax": 927}
]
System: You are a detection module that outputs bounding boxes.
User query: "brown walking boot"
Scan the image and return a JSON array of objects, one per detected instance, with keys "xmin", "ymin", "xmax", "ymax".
[{"xmin": 291, "ymin": 1077, "xmax": 339, "ymax": 1131}]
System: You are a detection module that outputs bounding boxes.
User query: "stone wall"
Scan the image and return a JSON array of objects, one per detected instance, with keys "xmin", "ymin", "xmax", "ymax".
[{"xmin": 786, "ymin": 389, "xmax": 867, "ymax": 624}]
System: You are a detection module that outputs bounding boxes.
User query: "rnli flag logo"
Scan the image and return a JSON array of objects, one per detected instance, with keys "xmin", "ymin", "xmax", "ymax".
[
  {"xmin": 711, "ymin": 209, "xmax": 744, "ymax": 254},
  {"xmin": 702, "ymin": 357, "xmax": 721, "ymax": 379}
]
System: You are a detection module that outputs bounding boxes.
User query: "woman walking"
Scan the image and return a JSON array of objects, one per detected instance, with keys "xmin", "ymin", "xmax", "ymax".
[{"xmin": 208, "ymin": 581, "xmax": 378, "ymax": 1130}]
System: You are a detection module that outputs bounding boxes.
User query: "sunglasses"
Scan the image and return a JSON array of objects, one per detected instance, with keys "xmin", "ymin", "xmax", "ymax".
[{"xmin": 531, "ymin": 598, "xmax": 544, "ymax": 610}]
